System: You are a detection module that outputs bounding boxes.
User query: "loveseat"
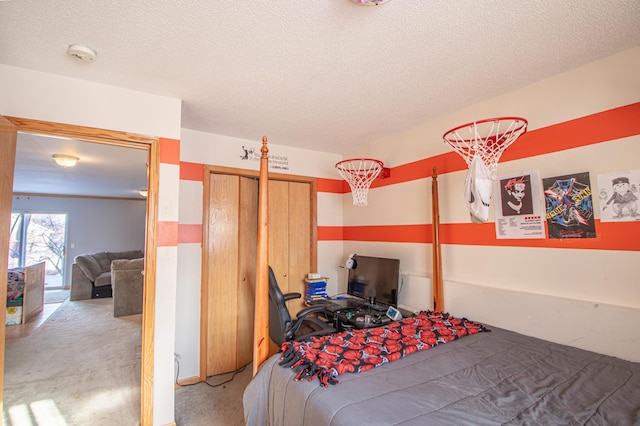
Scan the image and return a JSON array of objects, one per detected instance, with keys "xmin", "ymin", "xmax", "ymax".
[{"xmin": 70, "ymin": 250, "xmax": 143, "ymax": 301}]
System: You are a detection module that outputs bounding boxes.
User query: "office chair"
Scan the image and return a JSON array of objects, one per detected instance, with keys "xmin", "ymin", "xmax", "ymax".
[{"xmin": 268, "ymin": 266, "xmax": 336, "ymax": 347}]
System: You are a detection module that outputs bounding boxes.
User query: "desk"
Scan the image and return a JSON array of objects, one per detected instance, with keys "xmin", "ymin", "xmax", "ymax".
[
  {"xmin": 336, "ymin": 305, "xmax": 391, "ymax": 329},
  {"xmin": 312, "ymin": 299, "xmax": 414, "ymax": 330}
]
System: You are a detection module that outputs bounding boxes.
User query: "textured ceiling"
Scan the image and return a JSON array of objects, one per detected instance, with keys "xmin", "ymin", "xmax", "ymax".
[{"xmin": 2, "ymin": 1, "xmax": 640, "ymax": 196}]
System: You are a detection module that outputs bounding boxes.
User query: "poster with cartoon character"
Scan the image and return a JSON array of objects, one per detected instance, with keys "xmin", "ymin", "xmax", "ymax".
[
  {"xmin": 543, "ymin": 172, "xmax": 596, "ymax": 239},
  {"xmin": 494, "ymin": 170, "xmax": 545, "ymax": 239},
  {"xmin": 597, "ymin": 169, "xmax": 640, "ymax": 222}
]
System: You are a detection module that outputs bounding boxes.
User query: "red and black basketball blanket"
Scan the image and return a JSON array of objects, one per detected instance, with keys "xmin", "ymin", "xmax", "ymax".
[{"xmin": 278, "ymin": 311, "xmax": 489, "ymax": 387}]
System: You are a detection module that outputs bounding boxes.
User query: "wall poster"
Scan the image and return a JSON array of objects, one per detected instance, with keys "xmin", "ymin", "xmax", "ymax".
[
  {"xmin": 543, "ymin": 171, "xmax": 596, "ymax": 239},
  {"xmin": 494, "ymin": 170, "xmax": 545, "ymax": 239},
  {"xmin": 597, "ymin": 169, "xmax": 640, "ymax": 222}
]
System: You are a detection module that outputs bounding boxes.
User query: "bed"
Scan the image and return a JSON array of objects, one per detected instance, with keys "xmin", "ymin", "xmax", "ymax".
[
  {"xmin": 244, "ymin": 323, "xmax": 640, "ymax": 425},
  {"xmin": 244, "ymin": 139, "xmax": 640, "ymax": 425}
]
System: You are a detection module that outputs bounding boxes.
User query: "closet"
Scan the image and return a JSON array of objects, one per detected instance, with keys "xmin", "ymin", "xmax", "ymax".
[{"xmin": 203, "ymin": 169, "xmax": 316, "ymax": 376}]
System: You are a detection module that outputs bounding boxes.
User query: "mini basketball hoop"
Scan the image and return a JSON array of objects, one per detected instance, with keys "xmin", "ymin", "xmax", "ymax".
[
  {"xmin": 442, "ymin": 117, "xmax": 528, "ymax": 179},
  {"xmin": 335, "ymin": 158, "xmax": 387, "ymax": 206}
]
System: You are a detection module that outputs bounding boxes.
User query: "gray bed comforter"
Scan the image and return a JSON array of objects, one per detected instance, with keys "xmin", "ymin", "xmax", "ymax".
[{"xmin": 243, "ymin": 326, "xmax": 640, "ymax": 425}]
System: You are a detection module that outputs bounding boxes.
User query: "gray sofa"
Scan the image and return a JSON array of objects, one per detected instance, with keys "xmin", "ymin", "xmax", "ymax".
[
  {"xmin": 70, "ymin": 250, "xmax": 144, "ymax": 301},
  {"xmin": 111, "ymin": 258, "xmax": 144, "ymax": 317}
]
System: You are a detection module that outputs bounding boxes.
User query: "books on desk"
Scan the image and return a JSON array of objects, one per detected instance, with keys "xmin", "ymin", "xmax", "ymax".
[{"xmin": 305, "ymin": 277, "xmax": 329, "ymax": 302}]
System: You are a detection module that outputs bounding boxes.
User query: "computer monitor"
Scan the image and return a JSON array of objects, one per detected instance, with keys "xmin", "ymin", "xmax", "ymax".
[{"xmin": 347, "ymin": 255, "xmax": 400, "ymax": 306}]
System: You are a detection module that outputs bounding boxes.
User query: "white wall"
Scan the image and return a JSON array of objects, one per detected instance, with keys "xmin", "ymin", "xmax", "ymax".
[
  {"xmin": 11, "ymin": 195, "xmax": 146, "ymax": 287},
  {"xmin": 0, "ymin": 64, "xmax": 182, "ymax": 426},
  {"xmin": 341, "ymin": 46, "xmax": 640, "ymax": 361}
]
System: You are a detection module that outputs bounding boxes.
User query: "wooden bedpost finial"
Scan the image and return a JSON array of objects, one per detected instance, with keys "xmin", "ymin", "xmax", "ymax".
[{"xmin": 261, "ymin": 136, "xmax": 268, "ymax": 157}]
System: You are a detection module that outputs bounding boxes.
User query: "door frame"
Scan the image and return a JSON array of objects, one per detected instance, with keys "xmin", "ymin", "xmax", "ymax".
[
  {"xmin": 0, "ymin": 116, "xmax": 159, "ymax": 425},
  {"xmin": 199, "ymin": 165, "xmax": 318, "ymax": 381}
]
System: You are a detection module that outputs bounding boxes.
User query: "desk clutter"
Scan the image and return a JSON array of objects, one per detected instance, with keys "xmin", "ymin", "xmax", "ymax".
[
  {"xmin": 309, "ymin": 297, "xmax": 415, "ymax": 331},
  {"xmin": 304, "ymin": 273, "xmax": 329, "ymax": 302}
]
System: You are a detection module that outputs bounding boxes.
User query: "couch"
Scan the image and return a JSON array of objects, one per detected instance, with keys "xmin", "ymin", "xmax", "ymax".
[
  {"xmin": 70, "ymin": 250, "xmax": 144, "ymax": 301},
  {"xmin": 111, "ymin": 258, "xmax": 144, "ymax": 317}
]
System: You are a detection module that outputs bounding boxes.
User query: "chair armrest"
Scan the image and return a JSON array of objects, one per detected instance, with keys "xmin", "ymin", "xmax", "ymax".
[
  {"xmin": 295, "ymin": 305, "xmax": 328, "ymax": 320},
  {"xmin": 283, "ymin": 292, "xmax": 301, "ymax": 302}
]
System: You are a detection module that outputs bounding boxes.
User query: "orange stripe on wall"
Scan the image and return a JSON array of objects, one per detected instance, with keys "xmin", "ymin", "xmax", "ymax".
[
  {"xmin": 317, "ymin": 178, "xmax": 349, "ymax": 194},
  {"xmin": 178, "ymin": 224, "xmax": 202, "ymax": 244},
  {"xmin": 320, "ymin": 221, "xmax": 640, "ymax": 251},
  {"xmin": 160, "ymin": 138, "xmax": 180, "ymax": 165},
  {"xmin": 343, "ymin": 225, "xmax": 432, "ymax": 244},
  {"xmin": 318, "ymin": 102, "xmax": 640, "ymax": 192},
  {"xmin": 180, "ymin": 162, "xmax": 204, "ymax": 182},
  {"xmin": 158, "ymin": 221, "xmax": 179, "ymax": 246},
  {"xmin": 503, "ymin": 103, "xmax": 640, "ymax": 162},
  {"xmin": 317, "ymin": 226, "xmax": 345, "ymax": 240},
  {"xmin": 440, "ymin": 220, "xmax": 639, "ymax": 251}
]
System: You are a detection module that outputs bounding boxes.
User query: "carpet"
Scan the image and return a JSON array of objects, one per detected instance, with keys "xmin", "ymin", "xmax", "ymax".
[
  {"xmin": 2, "ymin": 298, "xmax": 142, "ymax": 426},
  {"xmin": 44, "ymin": 289, "xmax": 70, "ymax": 304},
  {"xmin": 174, "ymin": 364, "xmax": 253, "ymax": 426}
]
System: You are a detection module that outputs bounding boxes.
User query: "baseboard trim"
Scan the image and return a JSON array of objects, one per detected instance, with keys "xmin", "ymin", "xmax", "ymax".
[{"xmin": 174, "ymin": 375, "xmax": 200, "ymax": 388}]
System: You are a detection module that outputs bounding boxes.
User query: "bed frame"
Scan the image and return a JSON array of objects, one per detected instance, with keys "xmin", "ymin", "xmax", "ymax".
[
  {"xmin": 251, "ymin": 139, "xmax": 444, "ymax": 374},
  {"xmin": 252, "ymin": 137, "xmax": 270, "ymax": 375}
]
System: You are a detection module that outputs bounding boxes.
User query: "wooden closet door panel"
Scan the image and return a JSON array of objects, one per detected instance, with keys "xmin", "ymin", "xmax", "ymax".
[
  {"xmin": 207, "ymin": 173, "xmax": 239, "ymax": 376},
  {"xmin": 268, "ymin": 180, "xmax": 290, "ymax": 301},
  {"xmin": 236, "ymin": 177, "xmax": 258, "ymax": 368},
  {"xmin": 288, "ymin": 182, "xmax": 311, "ymax": 315}
]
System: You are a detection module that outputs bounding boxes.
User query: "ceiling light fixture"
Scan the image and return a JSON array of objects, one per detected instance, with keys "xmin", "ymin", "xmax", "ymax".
[
  {"xmin": 139, "ymin": 189, "xmax": 148, "ymax": 197},
  {"xmin": 67, "ymin": 44, "xmax": 97, "ymax": 62},
  {"xmin": 351, "ymin": 0, "xmax": 391, "ymax": 5},
  {"xmin": 52, "ymin": 154, "xmax": 79, "ymax": 168}
]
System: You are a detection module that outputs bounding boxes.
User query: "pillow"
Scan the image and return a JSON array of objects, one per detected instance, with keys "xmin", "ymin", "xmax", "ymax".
[
  {"xmin": 75, "ymin": 255, "xmax": 102, "ymax": 282},
  {"xmin": 92, "ymin": 252, "xmax": 112, "ymax": 273}
]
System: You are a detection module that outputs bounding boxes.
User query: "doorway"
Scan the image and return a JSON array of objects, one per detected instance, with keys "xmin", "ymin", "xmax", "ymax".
[
  {"xmin": 0, "ymin": 116, "xmax": 159, "ymax": 425},
  {"xmin": 9, "ymin": 212, "xmax": 68, "ymax": 289}
]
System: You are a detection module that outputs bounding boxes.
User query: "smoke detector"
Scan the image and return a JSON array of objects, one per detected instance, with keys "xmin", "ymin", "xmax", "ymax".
[{"xmin": 67, "ymin": 44, "xmax": 97, "ymax": 62}]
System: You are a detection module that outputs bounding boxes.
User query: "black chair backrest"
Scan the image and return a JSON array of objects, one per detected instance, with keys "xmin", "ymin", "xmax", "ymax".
[{"xmin": 268, "ymin": 266, "xmax": 293, "ymax": 346}]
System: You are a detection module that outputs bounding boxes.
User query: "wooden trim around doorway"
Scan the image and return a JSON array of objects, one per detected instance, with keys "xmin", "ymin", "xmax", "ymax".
[{"xmin": 2, "ymin": 116, "xmax": 158, "ymax": 426}]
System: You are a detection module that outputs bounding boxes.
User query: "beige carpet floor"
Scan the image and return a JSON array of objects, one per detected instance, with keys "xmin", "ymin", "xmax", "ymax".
[
  {"xmin": 44, "ymin": 289, "xmax": 71, "ymax": 304},
  {"xmin": 3, "ymin": 298, "xmax": 142, "ymax": 426},
  {"xmin": 3, "ymin": 297, "xmax": 253, "ymax": 425},
  {"xmin": 174, "ymin": 364, "xmax": 253, "ymax": 426}
]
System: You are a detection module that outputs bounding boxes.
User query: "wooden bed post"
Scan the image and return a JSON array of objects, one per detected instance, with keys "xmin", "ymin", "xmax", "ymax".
[
  {"xmin": 253, "ymin": 136, "xmax": 270, "ymax": 376},
  {"xmin": 431, "ymin": 167, "xmax": 444, "ymax": 312}
]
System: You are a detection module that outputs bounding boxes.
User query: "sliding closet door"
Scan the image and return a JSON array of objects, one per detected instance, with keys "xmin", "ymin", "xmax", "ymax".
[
  {"xmin": 268, "ymin": 180, "xmax": 311, "ymax": 316},
  {"xmin": 268, "ymin": 180, "xmax": 290, "ymax": 307},
  {"xmin": 206, "ymin": 174, "xmax": 258, "ymax": 376},
  {"xmin": 236, "ymin": 177, "xmax": 258, "ymax": 368},
  {"xmin": 207, "ymin": 173, "xmax": 240, "ymax": 375},
  {"xmin": 286, "ymin": 181, "xmax": 311, "ymax": 315},
  {"xmin": 204, "ymin": 169, "xmax": 315, "ymax": 375}
]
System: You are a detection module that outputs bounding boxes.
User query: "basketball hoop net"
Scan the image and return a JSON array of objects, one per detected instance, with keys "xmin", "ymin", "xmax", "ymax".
[
  {"xmin": 335, "ymin": 158, "xmax": 385, "ymax": 206},
  {"xmin": 442, "ymin": 117, "xmax": 528, "ymax": 179},
  {"xmin": 443, "ymin": 117, "xmax": 527, "ymax": 223}
]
